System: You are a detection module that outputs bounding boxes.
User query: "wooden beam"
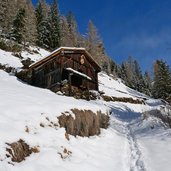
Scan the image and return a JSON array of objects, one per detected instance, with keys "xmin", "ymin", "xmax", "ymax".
[
  {"xmin": 68, "ymin": 73, "xmax": 73, "ymax": 96},
  {"xmin": 87, "ymin": 81, "xmax": 90, "ymax": 100}
]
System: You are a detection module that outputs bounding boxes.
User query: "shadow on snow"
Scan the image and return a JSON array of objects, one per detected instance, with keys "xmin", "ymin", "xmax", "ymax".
[{"xmin": 109, "ymin": 104, "xmax": 141, "ymax": 122}]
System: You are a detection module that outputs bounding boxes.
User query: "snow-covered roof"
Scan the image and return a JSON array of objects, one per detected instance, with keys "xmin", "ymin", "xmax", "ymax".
[
  {"xmin": 29, "ymin": 47, "xmax": 101, "ymax": 71},
  {"xmin": 49, "ymin": 46, "xmax": 86, "ymax": 54},
  {"xmin": 66, "ymin": 68, "xmax": 92, "ymax": 81}
]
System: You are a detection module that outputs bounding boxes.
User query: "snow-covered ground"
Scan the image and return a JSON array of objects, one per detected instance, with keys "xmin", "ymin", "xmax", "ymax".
[
  {"xmin": 99, "ymin": 72, "xmax": 149, "ymax": 99},
  {"xmin": 0, "ymin": 46, "xmax": 50, "ymax": 69},
  {"xmin": 1, "ymin": 48, "xmax": 171, "ymax": 171},
  {"xmin": 0, "ymin": 49, "xmax": 23, "ymax": 68},
  {"xmin": 0, "ymin": 70, "xmax": 126, "ymax": 171},
  {"xmin": 108, "ymin": 101, "xmax": 171, "ymax": 171},
  {"xmin": 21, "ymin": 46, "xmax": 50, "ymax": 62}
]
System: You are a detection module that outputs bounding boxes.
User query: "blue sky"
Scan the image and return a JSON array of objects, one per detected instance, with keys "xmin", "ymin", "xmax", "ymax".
[{"xmin": 32, "ymin": 0, "xmax": 171, "ymax": 72}]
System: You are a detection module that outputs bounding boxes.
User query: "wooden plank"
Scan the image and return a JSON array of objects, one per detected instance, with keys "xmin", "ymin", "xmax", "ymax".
[{"xmin": 68, "ymin": 73, "xmax": 73, "ymax": 96}]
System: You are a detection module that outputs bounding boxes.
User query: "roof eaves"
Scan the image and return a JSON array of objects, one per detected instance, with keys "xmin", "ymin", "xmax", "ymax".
[
  {"xmin": 29, "ymin": 47, "xmax": 101, "ymax": 71},
  {"xmin": 84, "ymin": 50, "xmax": 101, "ymax": 71}
]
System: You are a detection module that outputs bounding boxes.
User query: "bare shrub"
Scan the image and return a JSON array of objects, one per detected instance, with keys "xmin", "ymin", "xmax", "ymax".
[
  {"xmin": 58, "ymin": 109, "xmax": 109, "ymax": 137},
  {"xmin": 6, "ymin": 139, "xmax": 32, "ymax": 163}
]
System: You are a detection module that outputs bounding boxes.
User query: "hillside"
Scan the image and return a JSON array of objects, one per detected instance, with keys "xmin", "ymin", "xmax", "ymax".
[{"xmin": 0, "ymin": 48, "xmax": 171, "ymax": 171}]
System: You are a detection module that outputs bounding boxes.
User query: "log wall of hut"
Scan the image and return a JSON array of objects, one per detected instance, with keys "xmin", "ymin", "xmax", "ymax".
[{"xmin": 31, "ymin": 50, "xmax": 99, "ymax": 92}]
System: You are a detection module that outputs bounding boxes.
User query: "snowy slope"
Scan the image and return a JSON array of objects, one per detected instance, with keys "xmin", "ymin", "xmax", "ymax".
[
  {"xmin": 0, "ymin": 70, "xmax": 114, "ymax": 171},
  {"xmin": 0, "ymin": 49, "xmax": 23, "ymax": 68},
  {"xmin": 0, "ymin": 47, "xmax": 50, "ymax": 69},
  {"xmin": 99, "ymin": 72, "xmax": 149, "ymax": 99},
  {"xmin": 21, "ymin": 46, "xmax": 50, "ymax": 62},
  {"xmin": 106, "ymin": 98, "xmax": 171, "ymax": 171},
  {"xmin": 1, "ymin": 48, "xmax": 171, "ymax": 171}
]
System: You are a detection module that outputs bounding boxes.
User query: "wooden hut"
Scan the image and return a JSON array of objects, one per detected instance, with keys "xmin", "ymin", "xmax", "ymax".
[{"xmin": 29, "ymin": 47, "xmax": 101, "ymax": 94}]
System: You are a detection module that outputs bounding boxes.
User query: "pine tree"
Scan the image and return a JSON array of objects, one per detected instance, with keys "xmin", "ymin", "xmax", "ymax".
[
  {"xmin": 143, "ymin": 71, "xmax": 152, "ymax": 96},
  {"xmin": 120, "ymin": 62, "xmax": 129, "ymax": 85},
  {"xmin": 87, "ymin": 20, "xmax": 101, "ymax": 52},
  {"xmin": 0, "ymin": 0, "xmax": 8, "ymax": 34},
  {"xmin": 60, "ymin": 15, "xmax": 71, "ymax": 46},
  {"xmin": 35, "ymin": 0, "xmax": 51, "ymax": 48},
  {"xmin": 66, "ymin": 11, "xmax": 78, "ymax": 46},
  {"xmin": 119, "ymin": 56, "xmax": 147, "ymax": 93},
  {"xmin": 0, "ymin": 0, "xmax": 37, "ymax": 44},
  {"xmin": 24, "ymin": 0, "xmax": 37, "ymax": 44},
  {"xmin": 0, "ymin": 0, "xmax": 16, "ymax": 37},
  {"xmin": 133, "ymin": 59, "xmax": 146, "ymax": 92},
  {"xmin": 39, "ymin": 0, "xmax": 50, "ymax": 18},
  {"xmin": 35, "ymin": 2, "xmax": 44, "ymax": 31},
  {"xmin": 122, "ymin": 56, "xmax": 135, "ymax": 88},
  {"xmin": 35, "ymin": 2, "xmax": 46, "ymax": 47},
  {"xmin": 152, "ymin": 60, "xmax": 171, "ymax": 101},
  {"xmin": 35, "ymin": 1, "xmax": 43, "ymax": 46},
  {"xmin": 108, "ymin": 58, "xmax": 120, "ymax": 77},
  {"xmin": 85, "ymin": 20, "xmax": 109, "ymax": 69},
  {"xmin": 48, "ymin": 0, "xmax": 61, "ymax": 49},
  {"xmin": 10, "ymin": 8, "xmax": 26, "ymax": 44}
]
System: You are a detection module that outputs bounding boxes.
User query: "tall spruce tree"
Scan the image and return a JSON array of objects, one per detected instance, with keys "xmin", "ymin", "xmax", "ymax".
[
  {"xmin": 10, "ymin": 8, "xmax": 26, "ymax": 44},
  {"xmin": 122, "ymin": 56, "xmax": 136, "ymax": 89},
  {"xmin": 120, "ymin": 62, "xmax": 130, "ymax": 85},
  {"xmin": 143, "ymin": 71, "xmax": 152, "ymax": 96},
  {"xmin": 35, "ymin": 1, "xmax": 50, "ymax": 47},
  {"xmin": 119, "ymin": 56, "xmax": 147, "ymax": 93},
  {"xmin": 60, "ymin": 15, "xmax": 72, "ymax": 46},
  {"xmin": 86, "ymin": 20, "xmax": 110, "ymax": 70},
  {"xmin": 66, "ymin": 11, "xmax": 78, "ymax": 46},
  {"xmin": 0, "ymin": 0, "xmax": 37, "ymax": 43},
  {"xmin": 0, "ymin": 0, "xmax": 16, "ymax": 37},
  {"xmin": 87, "ymin": 20, "xmax": 101, "ymax": 51},
  {"xmin": 39, "ymin": 0, "xmax": 50, "ymax": 18},
  {"xmin": 24, "ymin": 0, "xmax": 37, "ymax": 44},
  {"xmin": 35, "ymin": 2, "xmax": 43, "ymax": 42},
  {"xmin": 134, "ymin": 60, "xmax": 145, "ymax": 92},
  {"xmin": 152, "ymin": 60, "xmax": 171, "ymax": 101},
  {"xmin": 48, "ymin": 0, "xmax": 61, "ymax": 49},
  {"xmin": 0, "ymin": 0, "xmax": 8, "ymax": 34}
]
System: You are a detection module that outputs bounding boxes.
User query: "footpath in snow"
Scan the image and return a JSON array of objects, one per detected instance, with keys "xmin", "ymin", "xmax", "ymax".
[
  {"xmin": 99, "ymin": 73, "xmax": 171, "ymax": 171},
  {"xmin": 109, "ymin": 102, "xmax": 146, "ymax": 171},
  {"xmin": 108, "ymin": 99, "xmax": 171, "ymax": 171}
]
